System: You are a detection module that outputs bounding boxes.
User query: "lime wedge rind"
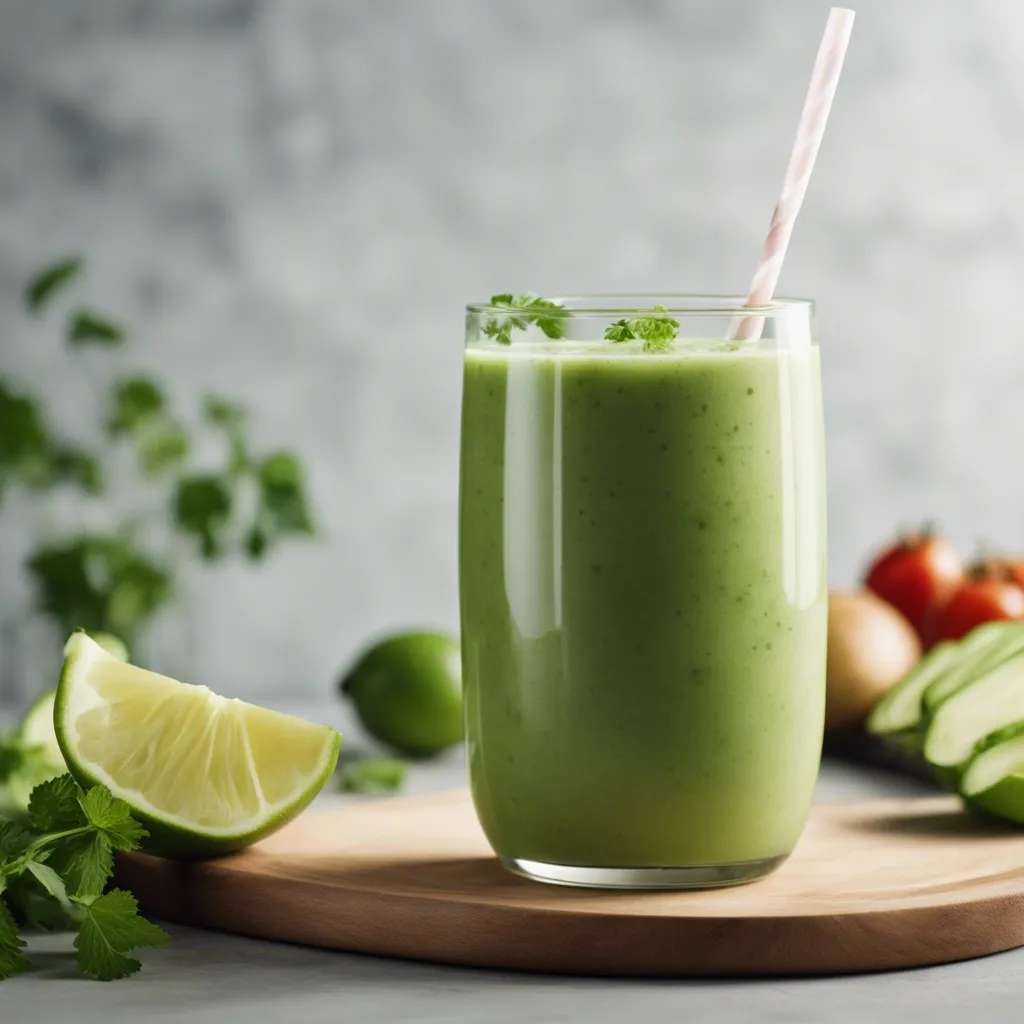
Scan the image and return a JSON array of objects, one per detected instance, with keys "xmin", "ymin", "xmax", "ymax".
[
  {"xmin": 19, "ymin": 690, "xmax": 65, "ymax": 769},
  {"xmin": 55, "ymin": 632, "xmax": 341, "ymax": 857}
]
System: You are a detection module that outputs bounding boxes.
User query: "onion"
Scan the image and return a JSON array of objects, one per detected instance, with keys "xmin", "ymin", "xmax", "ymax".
[{"xmin": 826, "ymin": 590, "xmax": 922, "ymax": 730}]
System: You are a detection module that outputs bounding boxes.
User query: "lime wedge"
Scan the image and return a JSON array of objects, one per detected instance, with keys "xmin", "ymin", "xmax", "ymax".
[
  {"xmin": 90, "ymin": 632, "xmax": 130, "ymax": 663},
  {"xmin": 19, "ymin": 631, "xmax": 128, "ymax": 771},
  {"xmin": 19, "ymin": 690, "xmax": 65, "ymax": 769},
  {"xmin": 55, "ymin": 632, "xmax": 341, "ymax": 857},
  {"xmin": 0, "ymin": 691, "xmax": 65, "ymax": 813}
]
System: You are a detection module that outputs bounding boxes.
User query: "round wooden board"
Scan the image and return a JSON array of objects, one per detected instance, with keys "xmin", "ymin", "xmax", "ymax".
[{"xmin": 117, "ymin": 789, "xmax": 1024, "ymax": 976}]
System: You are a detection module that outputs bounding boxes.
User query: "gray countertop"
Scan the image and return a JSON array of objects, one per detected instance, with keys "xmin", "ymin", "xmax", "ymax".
[{"xmin": 3, "ymin": 706, "xmax": 1023, "ymax": 1023}]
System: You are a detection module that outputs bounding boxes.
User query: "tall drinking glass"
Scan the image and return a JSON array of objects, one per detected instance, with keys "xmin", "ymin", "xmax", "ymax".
[{"xmin": 459, "ymin": 296, "xmax": 826, "ymax": 889}]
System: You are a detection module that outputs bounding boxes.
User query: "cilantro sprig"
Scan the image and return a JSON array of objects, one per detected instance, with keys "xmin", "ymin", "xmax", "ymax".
[
  {"xmin": 0, "ymin": 774, "xmax": 169, "ymax": 982},
  {"xmin": 604, "ymin": 304, "xmax": 680, "ymax": 352},
  {"xmin": 482, "ymin": 293, "xmax": 566, "ymax": 345},
  {"xmin": 340, "ymin": 756, "xmax": 407, "ymax": 794}
]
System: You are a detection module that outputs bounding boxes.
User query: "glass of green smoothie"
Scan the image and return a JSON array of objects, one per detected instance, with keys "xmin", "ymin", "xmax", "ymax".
[{"xmin": 459, "ymin": 295, "xmax": 827, "ymax": 889}]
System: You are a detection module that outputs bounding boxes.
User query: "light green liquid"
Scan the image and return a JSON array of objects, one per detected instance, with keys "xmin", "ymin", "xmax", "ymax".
[{"xmin": 459, "ymin": 340, "xmax": 827, "ymax": 868}]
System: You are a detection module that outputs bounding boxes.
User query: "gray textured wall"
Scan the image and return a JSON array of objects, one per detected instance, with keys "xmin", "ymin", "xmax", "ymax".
[{"xmin": 2, "ymin": 0, "xmax": 1024, "ymax": 701}]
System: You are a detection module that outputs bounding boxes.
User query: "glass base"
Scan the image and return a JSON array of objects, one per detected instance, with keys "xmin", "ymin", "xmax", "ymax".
[{"xmin": 501, "ymin": 853, "xmax": 787, "ymax": 890}]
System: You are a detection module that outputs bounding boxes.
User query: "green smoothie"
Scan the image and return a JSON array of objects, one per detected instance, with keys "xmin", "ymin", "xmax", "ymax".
[{"xmin": 459, "ymin": 337, "xmax": 826, "ymax": 872}]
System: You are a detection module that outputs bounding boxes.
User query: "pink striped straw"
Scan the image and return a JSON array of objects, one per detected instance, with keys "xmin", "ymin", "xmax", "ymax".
[{"xmin": 731, "ymin": 7, "xmax": 855, "ymax": 342}]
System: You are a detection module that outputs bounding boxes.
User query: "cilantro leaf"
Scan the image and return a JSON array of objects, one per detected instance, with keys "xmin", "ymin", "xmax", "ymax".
[
  {"xmin": 245, "ymin": 452, "xmax": 314, "ymax": 561},
  {"xmin": 2, "ymin": 768, "xmax": 169, "ymax": 981},
  {"xmin": 340, "ymin": 757, "xmax": 407, "ymax": 794},
  {"xmin": 25, "ymin": 862, "xmax": 73, "ymax": 915},
  {"xmin": 51, "ymin": 833, "xmax": 112, "ymax": 900},
  {"xmin": 28, "ymin": 775, "xmax": 85, "ymax": 832},
  {"xmin": 0, "ymin": 898, "xmax": 29, "ymax": 980},
  {"xmin": 107, "ymin": 377, "xmax": 165, "ymax": 436},
  {"xmin": 630, "ymin": 305, "xmax": 679, "ymax": 351},
  {"xmin": 42, "ymin": 784, "xmax": 146, "ymax": 898},
  {"xmin": 483, "ymin": 293, "xmax": 565, "ymax": 345},
  {"xmin": 203, "ymin": 395, "xmax": 250, "ymax": 474},
  {"xmin": 4, "ymin": 874, "xmax": 77, "ymax": 932},
  {"xmin": 27, "ymin": 536, "xmax": 172, "ymax": 645},
  {"xmin": 68, "ymin": 310, "xmax": 125, "ymax": 348},
  {"xmin": 28, "ymin": 778, "xmax": 117, "ymax": 899},
  {"xmin": 482, "ymin": 317, "xmax": 517, "ymax": 345},
  {"xmin": 48, "ymin": 445, "xmax": 102, "ymax": 494},
  {"xmin": 603, "ymin": 305, "xmax": 679, "ymax": 352},
  {"xmin": 74, "ymin": 889, "xmax": 170, "ymax": 982},
  {"xmin": 604, "ymin": 319, "xmax": 635, "ymax": 343},
  {"xmin": 25, "ymin": 257, "xmax": 83, "ymax": 312},
  {"xmin": 0, "ymin": 380, "xmax": 51, "ymax": 493},
  {"xmin": 174, "ymin": 474, "xmax": 233, "ymax": 559},
  {"xmin": 137, "ymin": 426, "xmax": 189, "ymax": 478},
  {"xmin": 79, "ymin": 787, "xmax": 147, "ymax": 852},
  {"xmin": 0, "ymin": 819, "xmax": 36, "ymax": 863},
  {"xmin": 203, "ymin": 395, "xmax": 247, "ymax": 431}
]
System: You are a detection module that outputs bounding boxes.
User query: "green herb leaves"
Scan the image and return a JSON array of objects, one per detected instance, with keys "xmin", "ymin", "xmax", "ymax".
[
  {"xmin": 27, "ymin": 537, "xmax": 172, "ymax": 644},
  {"xmin": 483, "ymin": 293, "xmax": 565, "ymax": 345},
  {"xmin": 12, "ymin": 256, "xmax": 318, "ymax": 645},
  {"xmin": 107, "ymin": 378, "xmax": 189, "ymax": 478},
  {"xmin": 203, "ymin": 396, "xmax": 249, "ymax": 475},
  {"xmin": 69, "ymin": 311, "xmax": 125, "ymax": 348},
  {"xmin": 340, "ymin": 757, "xmax": 407, "ymax": 794},
  {"xmin": 604, "ymin": 305, "xmax": 680, "ymax": 352},
  {"xmin": 24, "ymin": 258, "xmax": 82, "ymax": 312},
  {"xmin": 0, "ymin": 381, "xmax": 100, "ymax": 499},
  {"xmin": 27, "ymin": 775, "xmax": 82, "ymax": 832},
  {"xmin": 174, "ymin": 475, "xmax": 233, "ymax": 559},
  {"xmin": 107, "ymin": 377, "xmax": 166, "ymax": 436},
  {"xmin": 479, "ymin": 296, "xmax": 682, "ymax": 352},
  {"xmin": 0, "ymin": 774, "xmax": 170, "ymax": 982},
  {"xmin": 75, "ymin": 889, "xmax": 170, "ymax": 981},
  {"xmin": 248, "ymin": 453, "xmax": 314, "ymax": 558},
  {"xmin": 25, "ymin": 258, "xmax": 124, "ymax": 348},
  {"xmin": 0, "ymin": 381, "xmax": 50, "ymax": 493},
  {"xmin": 0, "ymin": 899, "xmax": 29, "ymax": 979}
]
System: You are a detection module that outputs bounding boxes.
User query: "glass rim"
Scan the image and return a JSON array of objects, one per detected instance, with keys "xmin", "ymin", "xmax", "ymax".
[{"xmin": 465, "ymin": 294, "xmax": 814, "ymax": 318}]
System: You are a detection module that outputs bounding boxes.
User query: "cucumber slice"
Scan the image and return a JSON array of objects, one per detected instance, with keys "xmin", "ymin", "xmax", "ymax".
[
  {"xmin": 922, "ymin": 622, "xmax": 1024, "ymax": 716},
  {"xmin": 924, "ymin": 650, "xmax": 1024, "ymax": 769},
  {"xmin": 867, "ymin": 641, "xmax": 958, "ymax": 735},
  {"xmin": 889, "ymin": 730, "xmax": 925, "ymax": 757},
  {"xmin": 959, "ymin": 722, "xmax": 1024, "ymax": 824}
]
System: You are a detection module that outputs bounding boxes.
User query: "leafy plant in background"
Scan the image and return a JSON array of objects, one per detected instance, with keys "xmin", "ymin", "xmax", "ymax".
[{"xmin": 0, "ymin": 257, "xmax": 315, "ymax": 655}]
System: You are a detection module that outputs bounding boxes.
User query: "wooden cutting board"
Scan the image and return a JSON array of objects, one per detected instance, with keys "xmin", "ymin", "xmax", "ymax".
[{"xmin": 117, "ymin": 789, "xmax": 1024, "ymax": 976}]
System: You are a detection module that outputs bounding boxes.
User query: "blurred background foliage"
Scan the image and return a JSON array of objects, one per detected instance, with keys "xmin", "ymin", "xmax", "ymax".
[{"xmin": 1, "ymin": 257, "xmax": 315, "ymax": 654}]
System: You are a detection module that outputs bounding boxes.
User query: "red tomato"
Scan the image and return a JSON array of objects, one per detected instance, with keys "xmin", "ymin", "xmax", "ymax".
[
  {"xmin": 926, "ymin": 563, "xmax": 1024, "ymax": 645},
  {"xmin": 864, "ymin": 529, "xmax": 963, "ymax": 640},
  {"xmin": 1006, "ymin": 560, "xmax": 1024, "ymax": 593}
]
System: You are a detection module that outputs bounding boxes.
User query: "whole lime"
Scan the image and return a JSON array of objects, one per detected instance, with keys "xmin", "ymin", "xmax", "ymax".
[{"xmin": 340, "ymin": 632, "xmax": 462, "ymax": 757}]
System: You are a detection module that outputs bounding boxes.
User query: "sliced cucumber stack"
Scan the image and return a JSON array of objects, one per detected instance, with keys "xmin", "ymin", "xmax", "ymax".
[
  {"xmin": 925, "ymin": 651, "xmax": 1024, "ymax": 774},
  {"xmin": 867, "ymin": 621, "xmax": 1024, "ymax": 817},
  {"xmin": 868, "ymin": 622, "xmax": 1024, "ymax": 741},
  {"xmin": 922, "ymin": 623, "xmax": 1024, "ymax": 716},
  {"xmin": 867, "ymin": 640, "xmax": 959, "ymax": 737},
  {"xmin": 959, "ymin": 723, "xmax": 1024, "ymax": 824}
]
